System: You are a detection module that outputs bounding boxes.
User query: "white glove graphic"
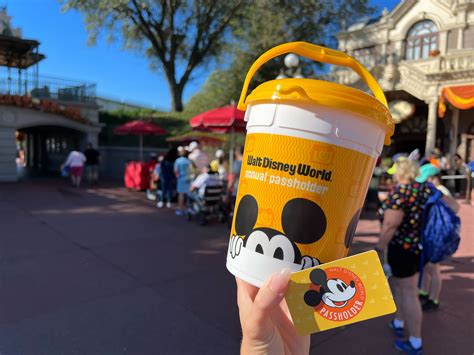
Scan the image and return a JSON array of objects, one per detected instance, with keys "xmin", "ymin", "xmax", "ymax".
[
  {"xmin": 229, "ymin": 235, "xmax": 244, "ymax": 259},
  {"xmin": 301, "ymin": 256, "xmax": 320, "ymax": 270}
]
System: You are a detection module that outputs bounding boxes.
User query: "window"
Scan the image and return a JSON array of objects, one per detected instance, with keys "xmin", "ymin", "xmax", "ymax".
[
  {"xmin": 405, "ymin": 20, "xmax": 438, "ymax": 60},
  {"xmin": 353, "ymin": 47, "xmax": 375, "ymax": 67}
]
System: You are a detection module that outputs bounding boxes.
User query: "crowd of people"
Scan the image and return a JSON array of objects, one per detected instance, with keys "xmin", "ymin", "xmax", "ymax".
[{"xmin": 144, "ymin": 141, "xmax": 243, "ymax": 221}]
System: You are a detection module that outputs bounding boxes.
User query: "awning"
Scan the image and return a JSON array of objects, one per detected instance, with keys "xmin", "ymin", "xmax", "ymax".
[{"xmin": 438, "ymin": 85, "xmax": 474, "ymax": 118}]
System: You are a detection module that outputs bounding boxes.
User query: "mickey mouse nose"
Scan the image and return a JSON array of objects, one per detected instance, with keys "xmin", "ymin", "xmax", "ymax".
[{"xmin": 350, "ymin": 281, "xmax": 355, "ymax": 288}]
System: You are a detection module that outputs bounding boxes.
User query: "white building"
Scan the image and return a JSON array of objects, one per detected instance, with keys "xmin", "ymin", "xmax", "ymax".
[
  {"xmin": 333, "ymin": 0, "xmax": 474, "ymax": 160},
  {"xmin": 0, "ymin": 9, "xmax": 101, "ymax": 181}
]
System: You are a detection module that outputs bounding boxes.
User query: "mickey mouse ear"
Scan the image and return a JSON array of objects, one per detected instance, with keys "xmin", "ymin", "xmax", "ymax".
[
  {"xmin": 234, "ymin": 194, "xmax": 258, "ymax": 236},
  {"xmin": 309, "ymin": 268, "xmax": 327, "ymax": 285},
  {"xmin": 282, "ymin": 198, "xmax": 327, "ymax": 244},
  {"xmin": 304, "ymin": 290, "xmax": 322, "ymax": 307}
]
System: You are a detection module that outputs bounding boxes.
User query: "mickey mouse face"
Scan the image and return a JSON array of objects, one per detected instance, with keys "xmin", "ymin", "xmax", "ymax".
[
  {"xmin": 234, "ymin": 194, "xmax": 327, "ymax": 264},
  {"xmin": 304, "ymin": 268, "xmax": 356, "ymax": 308},
  {"xmin": 323, "ymin": 279, "xmax": 356, "ymax": 308}
]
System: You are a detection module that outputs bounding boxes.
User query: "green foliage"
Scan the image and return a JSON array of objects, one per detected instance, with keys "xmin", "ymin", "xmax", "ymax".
[
  {"xmin": 184, "ymin": 0, "xmax": 375, "ymax": 115},
  {"xmin": 60, "ymin": 0, "xmax": 245, "ymax": 111},
  {"xmin": 99, "ymin": 109, "xmax": 189, "ymax": 147}
]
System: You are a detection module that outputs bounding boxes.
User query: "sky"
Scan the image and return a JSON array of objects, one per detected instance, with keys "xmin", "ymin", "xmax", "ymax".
[{"xmin": 7, "ymin": 0, "xmax": 400, "ymax": 112}]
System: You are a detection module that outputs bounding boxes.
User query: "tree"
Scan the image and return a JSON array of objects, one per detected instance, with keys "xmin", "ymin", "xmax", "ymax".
[
  {"xmin": 61, "ymin": 0, "xmax": 245, "ymax": 112},
  {"xmin": 185, "ymin": 0, "xmax": 374, "ymax": 115}
]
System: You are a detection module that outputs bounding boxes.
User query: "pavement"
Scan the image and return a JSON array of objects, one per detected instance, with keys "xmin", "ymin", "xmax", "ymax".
[{"xmin": 0, "ymin": 180, "xmax": 472, "ymax": 355}]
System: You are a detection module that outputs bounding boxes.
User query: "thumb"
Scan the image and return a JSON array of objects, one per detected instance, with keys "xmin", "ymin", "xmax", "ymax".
[{"xmin": 245, "ymin": 269, "xmax": 291, "ymax": 340}]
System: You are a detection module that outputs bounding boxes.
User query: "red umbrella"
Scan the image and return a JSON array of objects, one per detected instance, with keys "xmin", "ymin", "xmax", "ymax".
[
  {"xmin": 189, "ymin": 105, "xmax": 246, "ymax": 133},
  {"xmin": 114, "ymin": 120, "xmax": 167, "ymax": 160},
  {"xmin": 189, "ymin": 105, "xmax": 246, "ymax": 170}
]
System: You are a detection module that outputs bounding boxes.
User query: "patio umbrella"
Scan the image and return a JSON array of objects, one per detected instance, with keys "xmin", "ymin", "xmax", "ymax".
[
  {"xmin": 189, "ymin": 105, "xmax": 246, "ymax": 170},
  {"xmin": 114, "ymin": 120, "xmax": 167, "ymax": 161}
]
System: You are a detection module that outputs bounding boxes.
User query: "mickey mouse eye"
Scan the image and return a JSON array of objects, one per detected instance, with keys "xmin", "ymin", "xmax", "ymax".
[
  {"xmin": 245, "ymin": 231, "xmax": 270, "ymax": 255},
  {"xmin": 337, "ymin": 283, "xmax": 344, "ymax": 292},
  {"xmin": 269, "ymin": 235, "xmax": 296, "ymax": 263}
]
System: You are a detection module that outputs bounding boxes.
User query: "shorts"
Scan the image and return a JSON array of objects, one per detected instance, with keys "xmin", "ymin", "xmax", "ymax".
[
  {"xmin": 387, "ymin": 243, "xmax": 421, "ymax": 278},
  {"xmin": 177, "ymin": 178, "xmax": 190, "ymax": 194},
  {"xmin": 70, "ymin": 166, "xmax": 84, "ymax": 177}
]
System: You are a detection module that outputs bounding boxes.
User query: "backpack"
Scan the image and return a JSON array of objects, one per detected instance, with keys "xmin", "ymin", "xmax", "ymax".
[{"xmin": 421, "ymin": 185, "xmax": 461, "ymax": 263}]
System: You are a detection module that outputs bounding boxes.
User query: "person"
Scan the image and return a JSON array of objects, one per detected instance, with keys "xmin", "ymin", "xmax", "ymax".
[
  {"xmin": 420, "ymin": 148, "xmax": 441, "ymax": 167},
  {"xmin": 63, "ymin": 150, "xmax": 86, "ymax": 187},
  {"xmin": 376, "ymin": 159, "xmax": 434, "ymax": 354},
  {"xmin": 174, "ymin": 147, "xmax": 192, "ymax": 216},
  {"xmin": 188, "ymin": 164, "xmax": 221, "ymax": 197},
  {"xmin": 210, "ymin": 149, "xmax": 228, "ymax": 183},
  {"xmin": 228, "ymin": 146, "xmax": 243, "ymax": 197},
  {"xmin": 236, "ymin": 270, "xmax": 310, "ymax": 354},
  {"xmin": 188, "ymin": 141, "xmax": 209, "ymax": 173},
  {"xmin": 453, "ymin": 154, "xmax": 465, "ymax": 196},
  {"xmin": 84, "ymin": 143, "xmax": 100, "ymax": 185},
  {"xmin": 147, "ymin": 155, "xmax": 163, "ymax": 201},
  {"xmin": 416, "ymin": 164, "xmax": 460, "ymax": 311},
  {"xmin": 157, "ymin": 150, "xmax": 176, "ymax": 208}
]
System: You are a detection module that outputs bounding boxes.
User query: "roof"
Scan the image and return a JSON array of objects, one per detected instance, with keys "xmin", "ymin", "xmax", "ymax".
[
  {"xmin": 0, "ymin": 34, "xmax": 45, "ymax": 69},
  {"xmin": 346, "ymin": 15, "xmax": 382, "ymax": 31}
]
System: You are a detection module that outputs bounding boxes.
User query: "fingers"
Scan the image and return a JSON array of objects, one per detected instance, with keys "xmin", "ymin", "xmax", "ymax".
[
  {"xmin": 236, "ymin": 277, "xmax": 258, "ymax": 327},
  {"xmin": 243, "ymin": 269, "xmax": 291, "ymax": 341}
]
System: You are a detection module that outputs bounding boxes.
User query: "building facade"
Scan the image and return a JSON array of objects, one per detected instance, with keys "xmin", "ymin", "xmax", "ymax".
[
  {"xmin": 0, "ymin": 9, "xmax": 101, "ymax": 181},
  {"xmin": 333, "ymin": 0, "xmax": 474, "ymax": 160}
]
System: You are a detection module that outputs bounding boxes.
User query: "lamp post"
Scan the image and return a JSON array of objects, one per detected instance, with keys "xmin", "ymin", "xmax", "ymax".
[{"xmin": 276, "ymin": 53, "xmax": 304, "ymax": 79}]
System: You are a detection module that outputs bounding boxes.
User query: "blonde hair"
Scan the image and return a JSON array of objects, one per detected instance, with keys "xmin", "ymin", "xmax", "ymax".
[{"xmin": 395, "ymin": 159, "xmax": 419, "ymax": 182}]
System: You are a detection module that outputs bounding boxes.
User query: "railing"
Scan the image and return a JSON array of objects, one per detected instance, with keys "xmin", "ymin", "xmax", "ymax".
[
  {"xmin": 330, "ymin": 49, "xmax": 474, "ymax": 86},
  {"xmin": 0, "ymin": 69, "xmax": 96, "ymax": 104}
]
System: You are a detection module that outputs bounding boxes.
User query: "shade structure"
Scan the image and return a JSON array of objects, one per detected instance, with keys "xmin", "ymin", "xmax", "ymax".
[
  {"xmin": 189, "ymin": 105, "xmax": 246, "ymax": 133},
  {"xmin": 114, "ymin": 120, "xmax": 167, "ymax": 160},
  {"xmin": 438, "ymin": 85, "xmax": 474, "ymax": 117},
  {"xmin": 189, "ymin": 105, "xmax": 246, "ymax": 171},
  {"xmin": 166, "ymin": 131, "xmax": 227, "ymax": 147}
]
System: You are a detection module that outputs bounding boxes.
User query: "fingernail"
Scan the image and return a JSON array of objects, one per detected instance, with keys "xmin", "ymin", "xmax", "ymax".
[{"xmin": 269, "ymin": 268, "xmax": 291, "ymax": 296}]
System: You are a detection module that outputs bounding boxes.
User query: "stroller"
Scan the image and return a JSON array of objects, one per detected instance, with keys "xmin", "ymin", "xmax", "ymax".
[{"xmin": 186, "ymin": 183, "xmax": 227, "ymax": 225}]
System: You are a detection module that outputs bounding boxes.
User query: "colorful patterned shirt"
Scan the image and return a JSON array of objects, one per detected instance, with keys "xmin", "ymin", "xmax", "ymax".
[{"xmin": 379, "ymin": 182, "xmax": 434, "ymax": 254}]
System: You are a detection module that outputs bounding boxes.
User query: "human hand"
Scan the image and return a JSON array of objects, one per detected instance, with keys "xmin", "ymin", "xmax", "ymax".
[{"xmin": 236, "ymin": 270, "xmax": 310, "ymax": 355}]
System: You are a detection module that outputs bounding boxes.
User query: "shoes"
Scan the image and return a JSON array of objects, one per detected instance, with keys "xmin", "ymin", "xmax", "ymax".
[
  {"xmin": 146, "ymin": 190, "xmax": 157, "ymax": 201},
  {"xmin": 394, "ymin": 339, "xmax": 422, "ymax": 354},
  {"xmin": 418, "ymin": 292, "xmax": 429, "ymax": 302},
  {"xmin": 422, "ymin": 299, "xmax": 439, "ymax": 311},
  {"xmin": 157, "ymin": 201, "xmax": 164, "ymax": 208},
  {"xmin": 166, "ymin": 202, "xmax": 171, "ymax": 208},
  {"xmin": 175, "ymin": 210, "xmax": 183, "ymax": 216},
  {"xmin": 389, "ymin": 320, "xmax": 404, "ymax": 338}
]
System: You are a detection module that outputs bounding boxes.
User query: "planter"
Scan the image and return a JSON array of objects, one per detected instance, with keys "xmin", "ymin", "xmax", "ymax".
[{"xmin": 429, "ymin": 49, "xmax": 440, "ymax": 57}]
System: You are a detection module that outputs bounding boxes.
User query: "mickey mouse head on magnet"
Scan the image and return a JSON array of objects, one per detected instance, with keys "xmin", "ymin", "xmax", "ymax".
[{"xmin": 228, "ymin": 194, "xmax": 327, "ymax": 270}]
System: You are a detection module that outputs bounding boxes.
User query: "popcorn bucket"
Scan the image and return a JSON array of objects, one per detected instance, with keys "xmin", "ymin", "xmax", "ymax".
[{"xmin": 227, "ymin": 42, "xmax": 394, "ymax": 287}]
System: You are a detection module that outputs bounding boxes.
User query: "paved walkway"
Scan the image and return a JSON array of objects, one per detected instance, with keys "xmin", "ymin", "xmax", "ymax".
[{"xmin": 0, "ymin": 181, "xmax": 472, "ymax": 354}]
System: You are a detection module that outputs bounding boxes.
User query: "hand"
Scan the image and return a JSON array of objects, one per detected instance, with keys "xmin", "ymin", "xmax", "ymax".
[{"xmin": 237, "ymin": 270, "xmax": 310, "ymax": 355}]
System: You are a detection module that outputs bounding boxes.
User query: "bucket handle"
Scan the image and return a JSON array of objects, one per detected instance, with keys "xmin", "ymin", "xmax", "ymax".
[{"xmin": 237, "ymin": 41, "xmax": 388, "ymax": 111}]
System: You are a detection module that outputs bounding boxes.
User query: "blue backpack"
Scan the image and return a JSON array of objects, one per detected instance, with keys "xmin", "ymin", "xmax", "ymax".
[{"xmin": 421, "ymin": 185, "xmax": 461, "ymax": 263}]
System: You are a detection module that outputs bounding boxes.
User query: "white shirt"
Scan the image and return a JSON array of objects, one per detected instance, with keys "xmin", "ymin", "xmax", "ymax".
[
  {"xmin": 191, "ymin": 172, "xmax": 221, "ymax": 196},
  {"xmin": 65, "ymin": 151, "xmax": 86, "ymax": 167}
]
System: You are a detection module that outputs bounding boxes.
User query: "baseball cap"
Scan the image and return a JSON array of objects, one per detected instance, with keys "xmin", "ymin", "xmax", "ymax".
[
  {"xmin": 415, "ymin": 163, "xmax": 440, "ymax": 183},
  {"xmin": 387, "ymin": 157, "xmax": 408, "ymax": 175},
  {"xmin": 215, "ymin": 149, "xmax": 225, "ymax": 158},
  {"xmin": 188, "ymin": 141, "xmax": 199, "ymax": 150}
]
